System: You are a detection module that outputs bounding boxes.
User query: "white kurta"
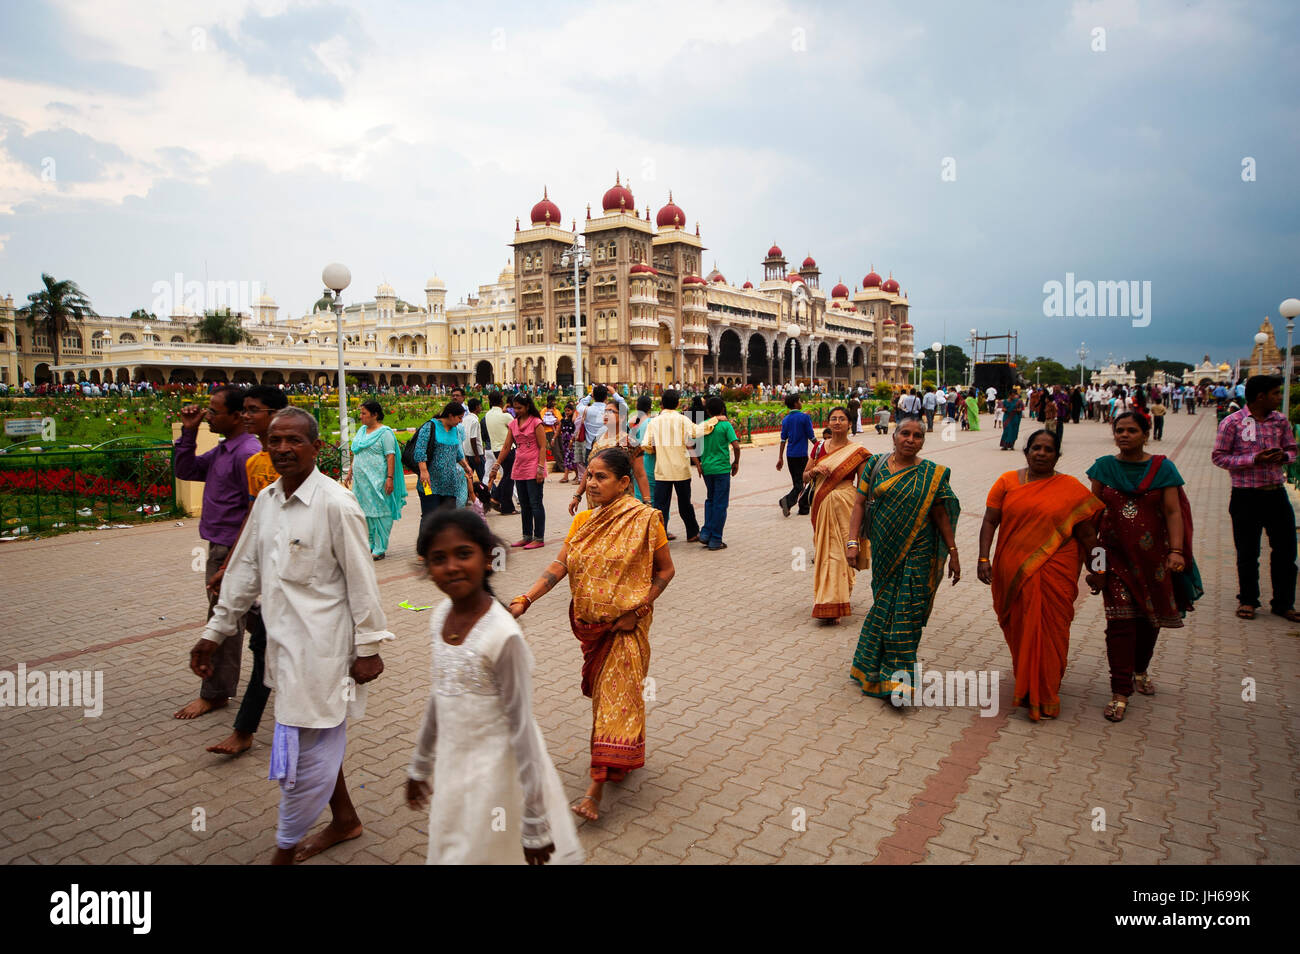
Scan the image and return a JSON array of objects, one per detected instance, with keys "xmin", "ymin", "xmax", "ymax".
[
  {"xmin": 203, "ymin": 467, "xmax": 394, "ymax": 728},
  {"xmin": 408, "ymin": 600, "xmax": 584, "ymax": 865}
]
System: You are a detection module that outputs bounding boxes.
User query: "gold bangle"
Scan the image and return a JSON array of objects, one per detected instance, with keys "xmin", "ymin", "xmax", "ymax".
[{"xmin": 511, "ymin": 594, "xmax": 532, "ymax": 608}]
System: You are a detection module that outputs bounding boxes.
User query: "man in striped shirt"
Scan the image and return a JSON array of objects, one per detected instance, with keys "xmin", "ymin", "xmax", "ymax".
[{"xmin": 1211, "ymin": 375, "xmax": 1299, "ymax": 621}]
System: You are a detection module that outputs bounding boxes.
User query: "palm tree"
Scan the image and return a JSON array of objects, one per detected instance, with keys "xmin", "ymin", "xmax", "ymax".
[
  {"xmin": 17, "ymin": 273, "xmax": 96, "ymax": 369},
  {"xmin": 193, "ymin": 308, "xmax": 252, "ymax": 345},
  {"xmin": 129, "ymin": 308, "xmax": 157, "ymax": 322}
]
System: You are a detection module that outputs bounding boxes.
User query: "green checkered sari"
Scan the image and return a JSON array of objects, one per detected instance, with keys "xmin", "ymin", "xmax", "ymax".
[{"xmin": 850, "ymin": 454, "xmax": 960, "ymax": 698}]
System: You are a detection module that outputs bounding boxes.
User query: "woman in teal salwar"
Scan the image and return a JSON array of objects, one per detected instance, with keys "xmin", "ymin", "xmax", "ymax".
[
  {"xmin": 345, "ymin": 400, "xmax": 408, "ymax": 560},
  {"xmin": 846, "ymin": 417, "xmax": 961, "ymax": 700},
  {"xmin": 999, "ymin": 389, "xmax": 1024, "ymax": 451}
]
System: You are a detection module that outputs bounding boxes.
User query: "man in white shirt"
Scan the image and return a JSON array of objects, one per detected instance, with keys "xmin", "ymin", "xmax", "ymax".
[
  {"xmin": 461, "ymin": 397, "xmax": 485, "ymax": 480},
  {"xmin": 985, "ymin": 385, "xmax": 997, "ymax": 414},
  {"xmin": 641, "ymin": 389, "xmax": 715, "ymax": 541},
  {"xmin": 920, "ymin": 387, "xmax": 936, "ymax": 430},
  {"xmin": 191, "ymin": 407, "xmax": 393, "ymax": 864},
  {"xmin": 576, "ymin": 385, "xmax": 628, "ymax": 480}
]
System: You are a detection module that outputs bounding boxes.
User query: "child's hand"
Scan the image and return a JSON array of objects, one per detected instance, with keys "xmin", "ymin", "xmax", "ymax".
[{"xmin": 406, "ymin": 778, "xmax": 431, "ymax": 811}]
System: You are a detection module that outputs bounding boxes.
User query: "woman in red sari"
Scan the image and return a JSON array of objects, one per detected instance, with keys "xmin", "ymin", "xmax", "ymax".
[
  {"xmin": 1087, "ymin": 411, "xmax": 1203, "ymax": 722},
  {"xmin": 977, "ymin": 429, "xmax": 1104, "ymax": 720}
]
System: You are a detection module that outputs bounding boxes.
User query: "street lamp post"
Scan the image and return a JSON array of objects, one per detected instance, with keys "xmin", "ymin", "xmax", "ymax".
[
  {"xmin": 1281, "ymin": 298, "xmax": 1300, "ymax": 420},
  {"xmin": 678, "ymin": 337, "xmax": 686, "ymax": 393},
  {"xmin": 322, "ymin": 263, "xmax": 352, "ymax": 474},
  {"xmin": 931, "ymin": 340, "xmax": 942, "ymax": 387},
  {"xmin": 1255, "ymin": 332, "xmax": 1269, "ymax": 374},
  {"xmin": 968, "ymin": 329, "xmax": 977, "ymax": 389},
  {"xmin": 786, "ymin": 324, "xmax": 800, "ymax": 390},
  {"xmin": 560, "ymin": 237, "xmax": 591, "ymax": 395},
  {"xmin": 1078, "ymin": 342, "xmax": 1089, "ymax": 388}
]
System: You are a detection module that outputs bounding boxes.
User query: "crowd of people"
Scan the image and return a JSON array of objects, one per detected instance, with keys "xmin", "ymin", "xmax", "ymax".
[{"xmin": 162, "ymin": 367, "xmax": 1296, "ymax": 864}]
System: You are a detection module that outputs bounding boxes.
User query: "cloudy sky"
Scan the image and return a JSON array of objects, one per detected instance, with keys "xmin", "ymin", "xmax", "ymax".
[{"xmin": 1, "ymin": 0, "xmax": 1297, "ymax": 369}]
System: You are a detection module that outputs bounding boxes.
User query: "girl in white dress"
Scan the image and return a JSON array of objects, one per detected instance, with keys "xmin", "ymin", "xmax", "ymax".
[{"xmin": 406, "ymin": 509, "xmax": 584, "ymax": 865}]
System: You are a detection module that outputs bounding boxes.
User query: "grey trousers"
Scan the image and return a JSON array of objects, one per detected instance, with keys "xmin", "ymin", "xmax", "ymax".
[{"xmin": 202, "ymin": 542, "xmax": 244, "ymax": 701}]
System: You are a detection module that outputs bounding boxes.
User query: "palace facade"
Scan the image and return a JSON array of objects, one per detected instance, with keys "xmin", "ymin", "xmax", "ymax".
[{"xmin": 1, "ymin": 175, "xmax": 916, "ymax": 390}]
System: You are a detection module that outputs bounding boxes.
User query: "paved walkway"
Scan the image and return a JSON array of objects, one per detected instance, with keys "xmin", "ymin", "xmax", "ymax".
[{"xmin": 1, "ymin": 410, "xmax": 1296, "ymax": 864}]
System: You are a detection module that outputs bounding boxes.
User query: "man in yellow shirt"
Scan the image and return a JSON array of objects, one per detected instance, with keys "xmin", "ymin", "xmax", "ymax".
[
  {"xmin": 641, "ymin": 389, "xmax": 716, "ymax": 541},
  {"xmin": 205, "ymin": 385, "xmax": 286, "ymax": 756}
]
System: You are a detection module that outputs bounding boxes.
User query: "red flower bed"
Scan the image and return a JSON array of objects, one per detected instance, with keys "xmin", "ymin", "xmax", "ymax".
[{"xmin": 0, "ymin": 466, "xmax": 170, "ymax": 501}]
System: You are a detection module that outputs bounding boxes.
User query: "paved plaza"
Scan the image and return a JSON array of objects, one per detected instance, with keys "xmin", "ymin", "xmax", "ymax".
[{"xmin": 1, "ymin": 410, "xmax": 1296, "ymax": 865}]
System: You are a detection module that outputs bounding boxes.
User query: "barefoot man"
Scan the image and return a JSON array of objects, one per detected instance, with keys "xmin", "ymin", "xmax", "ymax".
[
  {"xmin": 205, "ymin": 385, "xmax": 289, "ymax": 755},
  {"xmin": 174, "ymin": 386, "xmax": 260, "ymax": 720},
  {"xmin": 190, "ymin": 407, "xmax": 393, "ymax": 863}
]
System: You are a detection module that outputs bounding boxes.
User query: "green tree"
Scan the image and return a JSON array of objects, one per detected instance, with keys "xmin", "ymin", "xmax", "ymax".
[
  {"xmin": 939, "ymin": 345, "xmax": 969, "ymax": 385},
  {"xmin": 129, "ymin": 308, "xmax": 158, "ymax": 322},
  {"xmin": 193, "ymin": 308, "xmax": 251, "ymax": 345},
  {"xmin": 16, "ymin": 273, "xmax": 97, "ymax": 369},
  {"xmin": 1023, "ymin": 356, "xmax": 1072, "ymax": 386}
]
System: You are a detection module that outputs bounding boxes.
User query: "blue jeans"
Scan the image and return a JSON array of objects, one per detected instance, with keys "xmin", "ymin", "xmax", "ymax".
[
  {"xmin": 701, "ymin": 472, "xmax": 731, "ymax": 547},
  {"xmin": 517, "ymin": 478, "xmax": 545, "ymax": 541}
]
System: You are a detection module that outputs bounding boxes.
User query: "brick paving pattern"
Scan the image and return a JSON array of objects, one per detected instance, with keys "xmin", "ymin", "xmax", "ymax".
[{"xmin": 1, "ymin": 410, "xmax": 1297, "ymax": 864}]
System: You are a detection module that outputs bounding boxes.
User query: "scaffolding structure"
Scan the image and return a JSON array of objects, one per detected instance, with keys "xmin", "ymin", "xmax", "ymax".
[{"xmin": 970, "ymin": 331, "xmax": 1019, "ymax": 365}]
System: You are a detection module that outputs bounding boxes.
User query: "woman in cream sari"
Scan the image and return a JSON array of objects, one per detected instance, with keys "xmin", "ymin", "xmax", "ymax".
[
  {"xmin": 511, "ymin": 446, "xmax": 674, "ymax": 821},
  {"xmin": 805, "ymin": 407, "xmax": 870, "ymax": 624}
]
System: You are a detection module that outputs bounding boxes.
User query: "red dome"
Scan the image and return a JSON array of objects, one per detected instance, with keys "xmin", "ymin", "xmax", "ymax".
[
  {"xmin": 629, "ymin": 262, "xmax": 658, "ymax": 276},
  {"xmin": 785, "ymin": 273, "xmax": 804, "ymax": 284},
  {"xmin": 742, "ymin": 280, "xmax": 754, "ymax": 289},
  {"xmin": 711, "ymin": 274, "xmax": 726, "ymax": 284},
  {"xmin": 883, "ymin": 317, "xmax": 896, "ymax": 325},
  {"xmin": 767, "ymin": 244, "xmax": 783, "ymax": 258},
  {"xmin": 900, "ymin": 322, "xmax": 913, "ymax": 329},
  {"xmin": 882, "ymin": 278, "xmax": 900, "ymax": 293},
  {"xmin": 656, "ymin": 193, "xmax": 686, "ymax": 228},
  {"xmin": 863, "ymin": 270, "xmax": 882, "ymax": 288},
  {"xmin": 830, "ymin": 281, "xmax": 849, "ymax": 299},
  {"xmin": 802, "ymin": 256, "xmax": 817, "ymax": 269},
  {"xmin": 682, "ymin": 274, "xmax": 707, "ymax": 286},
  {"xmin": 601, "ymin": 173, "xmax": 634, "ymax": 213},
  {"xmin": 530, "ymin": 187, "xmax": 560, "ymax": 226}
]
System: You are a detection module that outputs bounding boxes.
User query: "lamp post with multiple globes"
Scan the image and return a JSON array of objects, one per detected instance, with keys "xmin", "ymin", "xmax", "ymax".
[
  {"xmin": 1280, "ymin": 299, "xmax": 1300, "ymax": 420},
  {"xmin": 321, "ymin": 262, "xmax": 351, "ymax": 473},
  {"xmin": 559, "ymin": 237, "xmax": 591, "ymax": 394}
]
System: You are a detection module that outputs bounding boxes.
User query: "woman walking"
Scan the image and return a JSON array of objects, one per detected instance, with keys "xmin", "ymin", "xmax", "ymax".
[
  {"xmin": 847, "ymin": 418, "xmax": 961, "ymax": 700},
  {"xmin": 569, "ymin": 402, "xmax": 651, "ymax": 510},
  {"xmin": 413, "ymin": 401, "xmax": 477, "ymax": 515},
  {"xmin": 964, "ymin": 389, "xmax": 982, "ymax": 431},
  {"xmin": 489, "ymin": 393, "xmax": 549, "ymax": 549},
  {"xmin": 558, "ymin": 401, "xmax": 578, "ymax": 483},
  {"xmin": 805, "ymin": 407, "xmax": 870, "ymax": 624},
  {"xmin": 977, "ymin": 430, "xmax": 1104, "ymax": 721},
  {"xmin": 345, "ymin": 400, "xmax": 407, "ymax": 560},
  {"xmin": 510, "ymin": 447, "xmax": 674, "ymax": 821},
  {"xmin": 999, "ymin": 389, "xmax": 1024, "ymax": 450},
  {"xmin": 1088, "ymin": 411, "xmax": 1202, "ymax": 722},
  {"xmin": 406, "ymin": 508, "xmax": 583, "ymax": 865},
  {"xmin": 629, "ymin": 393, "xmax": 656, "ymax": 504}
]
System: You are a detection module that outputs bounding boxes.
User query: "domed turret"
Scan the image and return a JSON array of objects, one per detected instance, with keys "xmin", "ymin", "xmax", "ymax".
[
  {"xmin": 601, "ymin": 172, "xmax": 634, "ymax": 213},
  {"xmin": 530, "ymin": 187, "xmax": 561, "ymax": 226}
]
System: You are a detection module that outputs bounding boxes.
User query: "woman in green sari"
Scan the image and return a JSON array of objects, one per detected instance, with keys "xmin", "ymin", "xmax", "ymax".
[
  {"xmin": 847, "ymin": 417, "xmax": 961, "ymax": 700},
  {"xmin": 345, "ymin": 400, "xmax": 408, "ymax": 560},
  {"xmin": 999, "ymin": 389, "xmax": 1024, "ymax": 451},
  {"xmin": 964, "ymin": 390, "xmax": 981, "ymax": 431}
]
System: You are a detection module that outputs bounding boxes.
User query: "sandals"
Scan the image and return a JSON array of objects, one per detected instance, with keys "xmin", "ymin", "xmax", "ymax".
[
  {"xmin": 1134, "ymin": 673, "xmax": 1156, "ymax": 696},
  {"xmin": 1103, "ymin": 698, "xmax": 1128, "ymax": 722},
  {"xmin": 1270, "ymin": 607, "xmax": 1300, "ymax": 622},
  {"xmin": 1237, "ymin": 604, "xmax": 1256, "ymax": 620}
]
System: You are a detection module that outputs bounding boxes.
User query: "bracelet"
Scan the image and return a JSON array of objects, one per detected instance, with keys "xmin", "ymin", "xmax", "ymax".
[
  {"xmin": 845, "ymin": 541, "xmax": 859, "ymax": 548},
  {"xmin": 572, "ymin": 491, "xmax": 582, "ymax": 499},
  {"xmin": 977, "ymin": 557, "xmax": 990, "ymax": 564},
  {"xmin": 634, "ymin": 604, "xmax": 651, "ymax": 619},
  {"xmin": 1168, "ymin": 548, "xmax": 1183, "ymax": 554},
  {"xmin": 511, "ymin": 594, "xmax": 532, "ymax": 608}
]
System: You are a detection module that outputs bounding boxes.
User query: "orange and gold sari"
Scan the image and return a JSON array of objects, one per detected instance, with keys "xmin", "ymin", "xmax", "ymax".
[
  {"xmin": 810, "ymin": 443, "xmax": 870, "ymax": 618},
  {"xmin": 564, "ymin": 492, "xmax": 666, "ymax": 781},
  {"xmin": 987, "ymin": 471, "xmax": 1103, "ymax": 720}
]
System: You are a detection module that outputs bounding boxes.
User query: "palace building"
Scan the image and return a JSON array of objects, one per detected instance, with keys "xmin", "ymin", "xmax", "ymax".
[{"xmin": 2, "ymin": 174, "xmax": 916, "ymax": 390}]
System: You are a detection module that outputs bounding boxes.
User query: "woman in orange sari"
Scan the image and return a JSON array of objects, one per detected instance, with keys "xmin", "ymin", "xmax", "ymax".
[
  {"xmin": 805, "ymin": 407, "xmax": 871, "ymax": 624},
  {"xmin": 977, "ymin": 429, "xmax": 1104, "ymax": 721},
  {"xmin": 509, "ymin": 446, "xmax": 674, "ymax": 822}
]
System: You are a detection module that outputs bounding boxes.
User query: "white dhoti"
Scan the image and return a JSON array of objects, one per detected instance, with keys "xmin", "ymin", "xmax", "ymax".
[{"xmin": 274, "ymin": 720, "xmax": 347, "ymax": 849}]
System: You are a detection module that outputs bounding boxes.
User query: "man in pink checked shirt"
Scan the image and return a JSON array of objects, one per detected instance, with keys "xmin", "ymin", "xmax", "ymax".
[{"xmin": 1211, "ymin": 375, "xmax": 1300, "ymax": 622}]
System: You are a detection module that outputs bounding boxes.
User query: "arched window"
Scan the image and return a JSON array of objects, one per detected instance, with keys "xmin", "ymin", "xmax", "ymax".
[{"xmin": 118, "ymin": 333, "xmax": 136, "ymax": 344}]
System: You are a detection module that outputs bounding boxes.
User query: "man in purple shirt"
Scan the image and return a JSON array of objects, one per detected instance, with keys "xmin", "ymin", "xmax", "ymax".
[
  {"xmin": 173, "ymin": 386, "xmax": 261, "ymax": 719},
  {"xmin": 1211, "ymin": 374, "xmax": 1299, "ymax": 621}
]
